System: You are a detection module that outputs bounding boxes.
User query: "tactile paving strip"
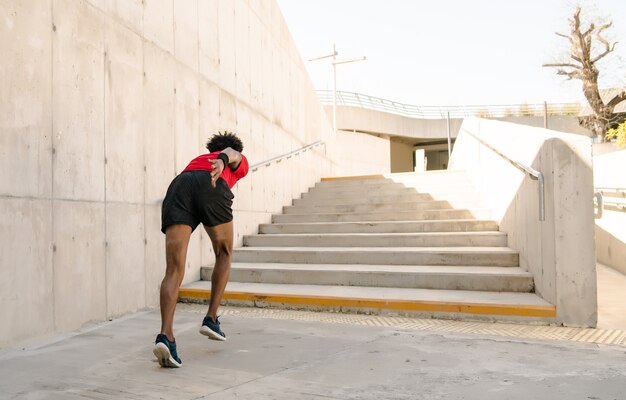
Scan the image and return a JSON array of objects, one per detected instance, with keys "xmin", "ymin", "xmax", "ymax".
[{"xmin": 178, "ymin": 304, "xmax": 626, "ymax": 347}]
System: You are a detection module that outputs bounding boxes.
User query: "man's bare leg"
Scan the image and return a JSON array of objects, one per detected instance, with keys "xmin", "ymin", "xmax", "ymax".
[
  {"xmin": 204, "ymin": 221, "xmax": 234, "ymax": 319},
  {"xmin": 160, "ymin": 224, "xmax": 192, "ymax": 341}
]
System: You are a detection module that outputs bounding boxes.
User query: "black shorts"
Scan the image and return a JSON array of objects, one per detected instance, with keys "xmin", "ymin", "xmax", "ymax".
[{"xmin": 161, "ymin": 170, "xmax": 234, "ymax": 233}]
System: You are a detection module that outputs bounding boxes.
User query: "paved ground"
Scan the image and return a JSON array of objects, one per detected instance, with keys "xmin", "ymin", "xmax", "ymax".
[
  {"xmin": 597, "ymin": 263, "xmax": 626, "ymax": 330},
  {"xmin": 1, "ymin": 303, "xmax": 625, "ymax": 400}
]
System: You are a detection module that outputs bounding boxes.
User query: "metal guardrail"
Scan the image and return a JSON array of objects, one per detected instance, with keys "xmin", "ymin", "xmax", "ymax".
[
  {"xmin": 317, "ymin": 90, "xmax": 581, "ymax": 120},
  {"xmin": 250, "ymin": 141, "xmax": 326, "ymax": 173},
  {"xmin": 462, "ymin": 129, "xmax": 545, "ymax": 221},
  {"xmin": 594, "ymin": 188, "xmax": 626, "ymax": 214}
]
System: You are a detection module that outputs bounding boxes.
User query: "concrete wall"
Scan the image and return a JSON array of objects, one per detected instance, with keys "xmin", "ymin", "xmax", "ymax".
[
  {"xmin": 450, "ymin": 118, "xmax": 597, "ymax": 327},
  {"xmin": 594, "ymin": 146, "xmax": 626, "ymax": 274},
  {"xmin": 390, "ymin": 140, "xmax": 414, "ymax": 173},
  {"xmin": 330, "ymin": 130, "xmax": 390, "ymax": 176},
  {"xmin": 497, "ymin": 116, "xmax": 591, "ymax": 136},
  {"xmin": 0, "ymin": 0, "xmax": 385, "ymax": 348},
  {"xmin": 334, "ymin": 105, "xmax": 462, "ymax": 140},
  {"xmin": 333, "ymin": 106, "xmax": 591, "ymax": 141}
]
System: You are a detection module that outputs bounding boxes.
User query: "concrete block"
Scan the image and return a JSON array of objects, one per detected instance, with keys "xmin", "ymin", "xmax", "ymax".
[
  {"xmin": 173, "ymin": 0, "xmax": 198, "ymax": 70},
  {"xmin": 174, "ymin": 64, "xmax": 200, "ymax": 172},
  {"xmin": 198, "ymin": 79, "xmax": 220, "ymax": 149},
  {"xmin": 104, "ymin": 21, "xmax": 144, "ymax": 203},
  {"xmin": 0, "ymin": 198, "xmax": 53, "ymax": 347},
  {"xmin": 0, "ymin": 0, "xmax": 52, "ymax": 198},
  {"xmin": 234, "ymin": 0, "xmax": 251, "ymax": 102},
  {"xmin": 52, "ymin": 0, "xmax": 105, "ymax": 202},
  {"xmin": 217, "ymin": 0, "xmax": 236, "ymax": 95},
  {"xmin": 219, "ymin": 89, "xmax": 237, "ymax": 132},
  {"xmin": 144, "ymin": 205, "xmax": 165, "ymax": 307},
  {"xmin": 143, "ymin": 0, "xmax": 174, "ymax": 53},
  {"xmin": 106, "ymin": 0, "xmax": 143, "ymax": 35},
  {"xmin": 105, "ymin": 203, "xmax": 145, "ymax": 317},
  {"xmin": 143, "ymin": 42, "xmax": 176, "ymax": 204},
  {"xmin": 248, "ymin": 13, "xmax": 262, "ymax": 110},
  {"xmin": 235, "ymin": 101, "xmax": 251, "ymax": 144},
  {"xmin": 198, "ymin": 0, "xmax": 219, "ymax": 83},
  {"xmin": 53, "ymin": 200, "xmax": 106, "ymax": 332}
]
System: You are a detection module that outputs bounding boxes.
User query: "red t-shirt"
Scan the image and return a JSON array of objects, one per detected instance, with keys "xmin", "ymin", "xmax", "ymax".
[{"xmin": 182, "ymin": 152, "xmax": 249, "ymax": 188}]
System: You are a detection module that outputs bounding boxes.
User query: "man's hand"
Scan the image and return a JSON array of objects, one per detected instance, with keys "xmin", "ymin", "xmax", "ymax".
[{"xmin": 208, "ymin": 158, "xmax": 225, "ymax": 187}]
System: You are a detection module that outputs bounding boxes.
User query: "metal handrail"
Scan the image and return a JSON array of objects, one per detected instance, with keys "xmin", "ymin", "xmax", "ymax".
[
  {"xmin": 594, "ymin": 192, "xmax": 604, "ymax": 219},
  {"xmin": 317, "ymin": 90, "xmax": 581, "ymax": 120},
  {"xmin": 250, "ymin": 141, "xmax": 326, "ymax": 173},
  {"xmin": 462, "ymin": 129, "xmax": 545, "ymax": 221},
  {"xmin": 594, "ymin": 187, "xmax": 626, "ymax": 214}
]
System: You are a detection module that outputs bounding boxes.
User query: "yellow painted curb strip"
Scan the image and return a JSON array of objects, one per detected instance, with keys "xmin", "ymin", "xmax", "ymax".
[{"xmin": 179, "ymin": 288, "xmax": 556, "ymax": 318}]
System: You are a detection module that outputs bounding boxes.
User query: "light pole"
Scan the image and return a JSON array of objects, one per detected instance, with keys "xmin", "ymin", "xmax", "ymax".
[
  {"xmin": 331, "ymin": 56, "xmax": 366, "ymax": 134},
  {"xmin": 309, "ymin": 45, "xmax": 366, "ymax": 134}
]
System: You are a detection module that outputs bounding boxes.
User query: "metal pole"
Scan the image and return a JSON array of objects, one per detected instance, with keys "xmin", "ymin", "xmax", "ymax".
[
  {"xmin": 447, "ymin": 111, "xmax": 451, "ymax": 160},
  {"xmin": 543, "ymin": 101, "xmax": 548, "ymax": 129}
]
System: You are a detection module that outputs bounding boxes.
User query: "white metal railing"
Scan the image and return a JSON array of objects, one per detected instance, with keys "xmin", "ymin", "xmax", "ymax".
[
  {"xmin": 317, "ymin": 90, "xmax": 581, "ymax": 120},
  {"xmin": 462, "ymin": 129, "xmax": 545, "ymax": 221},
  {"xmin": 249, "ymin": 141, "xmax": 326, "ymax": 173},
  {"xmin": 594, "ymin": 187, "xmax": 626, "ymax": 214}
]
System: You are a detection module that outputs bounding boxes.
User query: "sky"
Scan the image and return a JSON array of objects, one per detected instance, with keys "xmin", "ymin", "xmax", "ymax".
[{"xmin": 276, "ymin": 0, "xmax": 626, "ymax": 106}]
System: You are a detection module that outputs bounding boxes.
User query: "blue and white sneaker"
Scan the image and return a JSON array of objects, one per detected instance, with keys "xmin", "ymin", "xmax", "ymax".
[
  {"xmin": 153, "ymin": 333, "xmax": 182, "ymax": 368},
  {"xmin": 199, "ymin": 316, "xmax": 226, "ymax": 341}
]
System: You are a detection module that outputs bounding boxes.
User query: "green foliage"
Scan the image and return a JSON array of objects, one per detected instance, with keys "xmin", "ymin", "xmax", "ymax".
[{"xmin": 606, "ymin": 121, "xmax": 626, "ymax": 147}]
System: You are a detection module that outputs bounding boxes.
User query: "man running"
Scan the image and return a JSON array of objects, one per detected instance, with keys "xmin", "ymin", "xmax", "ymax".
[{"xmin": 153, "ymin": 131, "xmax": 249, "ymax": 368}]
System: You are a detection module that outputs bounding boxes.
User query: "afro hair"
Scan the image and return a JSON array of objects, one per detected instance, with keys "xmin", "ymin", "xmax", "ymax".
[{"xmin": 206, "ymin": 131, "xmax": 244, "ymax": 153}]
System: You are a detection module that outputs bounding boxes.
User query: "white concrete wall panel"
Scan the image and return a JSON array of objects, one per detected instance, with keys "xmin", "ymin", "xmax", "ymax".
[
  {"xmin": 173, "ymin": 65, "xmax": 200, "ymax": 172},
  {"xmin": 105, "ymin": 0, "xmax": 143, "ymax": 35},
  {"xmin": 105, "ymin": 203, "xmax": 145, "ymax": 316},
  {"xmin": 0, "ymin": 0, "xmax": 52, "ymax": 198},
  {"xmin": 450, "ymin": 118, "xmax": 596, "ymax": 326},
  {"xmin": 104, "ymin": 21, "xmax": 144, "ymax": 204},
  {"xmin": 52, "ymin": 200, "xmax": 106, "ymax": 331},
  {"xmin": 234, "ymin": 0, "xmax": 251, "ymax": 102},
  {"xmin": 1, "ymin": 0, "xmax": 377, "ymax": 347},
  {"xmin": 52, "ymin": 0, "xmax": 105, "ymax": 202},
  {"xmin": 198, "ymin": 0, "xmax": 219, "ymax": 83},
  {"xmin": 217, "ymin": 0, "xmax": 236, "ymax": 95},
  {"xmin": 0, "ymin": 198, "xmax": 53, "ymax": 347},
  {"xmin": 173, "ymin": 0, "xmax": 198, "ymax": 70},
  {"xmin": 143, "ymin": 42, "xmax": 176, "ymax": 204},
  {"xmin": 142, "ymin": 0, "xmax": 174, "ymax": 53},
  {"xmin": 594, "ymin": 147, "xmax": 626, "ymax": 274}
]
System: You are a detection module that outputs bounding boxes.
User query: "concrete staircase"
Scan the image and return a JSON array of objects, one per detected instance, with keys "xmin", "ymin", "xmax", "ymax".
[{"xmin": 181, "ymin": 170, "xmax": 556, "ymax": 322}]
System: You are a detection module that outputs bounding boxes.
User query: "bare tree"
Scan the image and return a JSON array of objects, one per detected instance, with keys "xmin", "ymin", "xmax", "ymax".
[{"xmin": 543, "ymin": 6, "xmax": 626, "ymax": 141}]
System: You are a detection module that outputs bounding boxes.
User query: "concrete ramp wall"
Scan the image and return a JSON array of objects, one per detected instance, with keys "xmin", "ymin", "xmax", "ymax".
[
  {"xmin": 0, "ymin": 0, "xmax": 385, "ymax": 347},
  {"xmin": 450, "ymin": 118, "xmax": 596, "ymax": 327}
]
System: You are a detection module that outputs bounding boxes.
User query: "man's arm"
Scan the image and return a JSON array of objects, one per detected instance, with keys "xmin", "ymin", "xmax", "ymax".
[
  {"xmin": 208, "ymin": 147, "xmax": 243, "ymax": 187},
  {"xmin": 219, "ymin": 147, "xmax": 243, "ymax": 170}
]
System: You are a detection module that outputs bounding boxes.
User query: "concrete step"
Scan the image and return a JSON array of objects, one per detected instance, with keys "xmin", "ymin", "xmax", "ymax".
[
  {"xmin": 259, "ymin": 220, "xmax": 500, "ymax": 234},
  {"xmin": 306, "ymin": 184, "xmax": 478, "ymax": 197},
  {"xmin": 301, "ymin": 188, "xmax": 479, "ymax": 201},
  {"xmin": 243, "ymin": 232, "xmax": 508, "ymax": 248},
  {"xmin": 292, "ymin": 193, "xmax": 484, "ymax": 207},
  {"xmin": 179, "ymin": 281, "xmax": 555, "ymax": 322},
  {"xmin": 293, "ymin": 193, "xmax": 434, "ymax": 206},
  {"xmin": 272, "ymin": 209, "xmax": 491, "ymax": 223},
  {"xmin": 233, "ymin": 246, "xmax": 519, "ymax": 267},
  {"xmin": 284, "ymin": 200, "xmax": 460, "ymax": 214},
  {"xmin": 316, "ymin": 171, "xmax": 471, "ymax": 188},
  {"xmin": 201, "ymin": 263, "xmax": 533, "ymax": 292}
]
